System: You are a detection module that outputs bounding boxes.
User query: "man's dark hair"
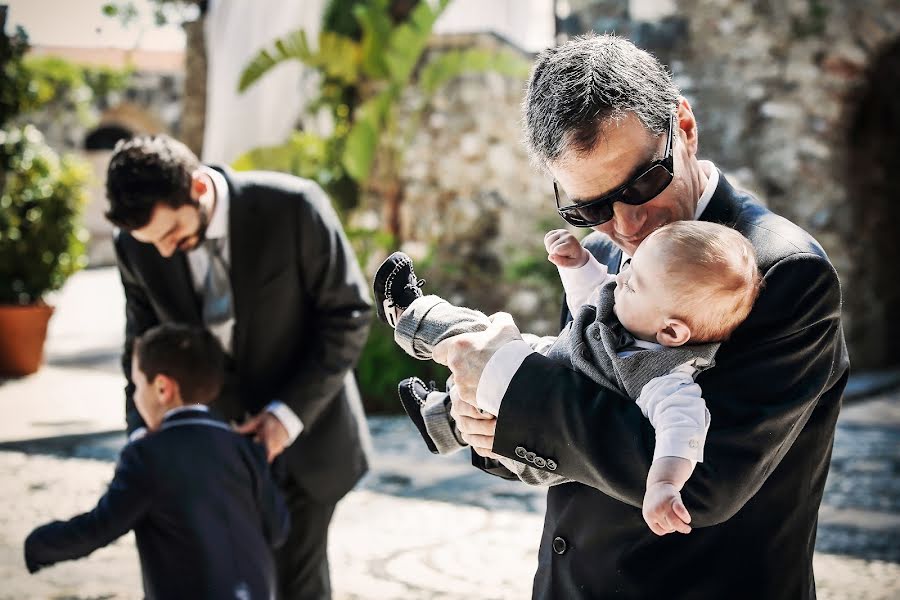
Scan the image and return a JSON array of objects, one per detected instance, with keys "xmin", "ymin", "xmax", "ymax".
[
  {"xmin": 105, "ymin": 134, "xmax": 200, "ymax": 230},
  {"xmin": 523, "ymin": 33, "xmax": 679, "ymax": 167},
  {"xmin": 133, "ymin": 324, "xmax": 225, "ymax": 406}
]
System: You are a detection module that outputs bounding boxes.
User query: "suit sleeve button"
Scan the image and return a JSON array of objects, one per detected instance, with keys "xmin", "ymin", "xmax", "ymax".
[
  {"xmin": 534, "ymin": 456, "xmax": 546, "ymax": 468},
  {"xmin": 515, "ymin": 446, "xmax": 527, "ymax": 458},
  {"xmin": 546, "ymin": 459, "xmax": 557, "ymax": 471},
  {"xmin": 552, "ymin": 536, "xmax": 567, "ymax": 555},
  {"xmin": 525, "ymin": 451, "xmax": 536, "ymax": 463}
]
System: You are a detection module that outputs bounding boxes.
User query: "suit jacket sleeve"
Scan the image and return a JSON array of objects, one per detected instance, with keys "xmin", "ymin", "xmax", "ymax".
[
  {"xmin": 275, "ymin": 182, "xmax": 372, "ymax": 429},
  {"xmin": 115, "ymin": 234, "xmax": 159, "ymax": 434},
  {"xmin": 24, "ymin": 443, "xmax": 153, "ymax": 572},
  {"xmin": 490, "ymin": 250, "xmax": 845, "ymax": 527}
]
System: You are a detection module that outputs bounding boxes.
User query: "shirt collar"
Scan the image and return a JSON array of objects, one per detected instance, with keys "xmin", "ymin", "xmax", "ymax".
[
  {"xmin": 200, "ymin": 165, "xmax": 229, "ymax": 241},
  {"xmin": 694, "ymin": 160, "xmax": 718, "ymax": 219},
  {"xmin": 162, "ymin": 404, "xmax": 210, "ymax": 421},
  {"xmin": 619, "ymin": 160, "xmax": 720, "ymax": 267}
]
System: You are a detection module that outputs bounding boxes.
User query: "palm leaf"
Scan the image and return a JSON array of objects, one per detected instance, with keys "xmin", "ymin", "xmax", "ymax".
[
  {"xmin": 418, "ymin": 48, "xmax": 531, "ymax": 97},
  {"xmin": 238, "ymin": 30, "xmax": 315, "ymax": 92},
  {"xmin": 239, "ymin": 30, "xmax": 361, "ymax": 93}
]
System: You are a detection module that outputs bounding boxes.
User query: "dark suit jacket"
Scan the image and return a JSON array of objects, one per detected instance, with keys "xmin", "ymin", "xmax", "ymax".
[
  {"xmin": 114, "ymin": 167, "xmax": 373, "ymax": 502},
  {"xmin": 25, "ymin": 409, "xmax": 290, "ymax": 600},
  {"xmin": 476, "ymin": 172, "xmax": 849, "ymax": 599}
]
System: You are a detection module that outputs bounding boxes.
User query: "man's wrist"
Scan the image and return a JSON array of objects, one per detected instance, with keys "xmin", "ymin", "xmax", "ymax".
[
  {"xmin": 475, "ymin": 340, "xmax": 535, "ymax": 416},
  {"xmin": 265, "ymin": 401, "xmax": 304, "ymax": 445}
]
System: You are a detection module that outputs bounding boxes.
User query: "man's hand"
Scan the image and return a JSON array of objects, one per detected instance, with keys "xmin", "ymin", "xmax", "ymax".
[
  {"xmin": 544, "ymin": 229, "xmax": 589, "ymax": 268},
  {"xmin": 642, "ymin": 481, "xmax": 692, "ymax": 536},
  {"xmin": 449, "ymin": 383, "xmax": 499, "ymax": 458},
  {"xmin": 432, "ymin": 312, "xmax": 523, "ymax": 408},
  {"xmin": 234, "ymin": 412, "xmax": 290, "ymax": 463}
]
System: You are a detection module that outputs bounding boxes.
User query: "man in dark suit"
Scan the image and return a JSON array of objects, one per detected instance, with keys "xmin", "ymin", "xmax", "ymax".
[
  {"xmin": 26, "ymin": 324, "xmax": 290, "ymax": 600},
  {"xmin": 104, "ymin": 135, "xmax": 372, "ymax": 599},
  {"xmin": 434, "ymin": 34, "xmax": 848, "ymax": 598}
]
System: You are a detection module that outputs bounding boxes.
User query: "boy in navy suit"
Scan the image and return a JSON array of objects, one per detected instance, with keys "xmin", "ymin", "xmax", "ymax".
[{"xmin": 25, "ymin": 324, "xmax": 290, "ymax": 600}]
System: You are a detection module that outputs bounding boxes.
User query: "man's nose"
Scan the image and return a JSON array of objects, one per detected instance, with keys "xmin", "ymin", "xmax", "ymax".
[{"xmin": 611, "ymin": 202, "xmax": 647, "ymax": 237}]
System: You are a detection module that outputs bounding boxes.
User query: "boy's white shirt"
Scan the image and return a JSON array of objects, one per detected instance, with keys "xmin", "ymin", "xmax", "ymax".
[{"xmin": 476, "ymin": 162, "xmax": 720, "ymax": 465}]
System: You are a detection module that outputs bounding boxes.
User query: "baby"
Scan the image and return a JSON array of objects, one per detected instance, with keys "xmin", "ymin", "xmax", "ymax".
[{"xmin": 374, "ymin": 220, "xmax": 762, "ymax": 535}]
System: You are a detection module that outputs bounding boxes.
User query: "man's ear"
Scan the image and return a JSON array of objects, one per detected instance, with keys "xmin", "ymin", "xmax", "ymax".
[
  {"xmin": 152, "ymin": 374, "xmax": 180, "ymax": 407},
  {"xmin": 657, "ymin": 318, "xmax": 691, "ymax": 347},
  {"xmin": 676, "ymin": 97, "xmax": 699, "ymax": 157},
  {"xmin": 189, "ymin": 170, "xmax": 209, "ymax": 201}
]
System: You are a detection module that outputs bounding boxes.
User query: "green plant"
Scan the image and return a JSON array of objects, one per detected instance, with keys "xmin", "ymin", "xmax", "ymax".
[
  {"xmin": 22, "ymin": 56, "xmax": 131, "ymax": 124},
  {"xmin": 0, "ymin": 125, "xmax": 89, "ymax": 305},
  {"xmin": 0, "ymin": 10, "xmax": 90, "ymax": 306},
  {"xmin": 236, "ymin": 0, "xmax": 530, "ymax": 239}
]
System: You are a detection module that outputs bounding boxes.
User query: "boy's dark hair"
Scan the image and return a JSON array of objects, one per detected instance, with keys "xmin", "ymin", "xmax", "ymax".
[
  {"xmin": 133, "ymin": 324, "xmax": 225, "ymax": 406},
  {"xmin": 105, "ymin": 134, "xmax": 200, "ymax": 230}
]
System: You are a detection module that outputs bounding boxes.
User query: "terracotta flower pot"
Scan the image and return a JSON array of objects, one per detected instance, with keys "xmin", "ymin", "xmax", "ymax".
[{"xmin": 0, "ymin": 303, "xmax": 55, "ymax": 377}]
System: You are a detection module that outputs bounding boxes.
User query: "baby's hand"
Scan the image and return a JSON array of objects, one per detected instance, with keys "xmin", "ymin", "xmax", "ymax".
[
  {"xmin": 544, "ymin": 229, "xmax": 589, "ymax": 268},
  {"xmin": 642, "ymin": 481, "xmax": 692, "ymax": 536}
]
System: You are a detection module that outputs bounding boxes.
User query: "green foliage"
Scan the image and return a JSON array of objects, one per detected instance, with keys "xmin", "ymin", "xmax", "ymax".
[
  {"xmin": 0, "ymin": 14, "xmax": 34, "ymax": 127},
  {"xmin": 238, "ymin": 0, "xmax": 530, "ymax": 195},
  {"xmin": 418, "ymin": 47, "xmax": 531, "ymax": 96},
  {"xmin": 356, "ymin": 323, "xmax": 449, "ymax": 413},
  {"xmin": 23, "ymin": 56, "xmax": 131, "ymax": 124},
  {"xmin": 0, "ymin": 126, "xmax": 89, "ymax": 304},
  {"xmin": 238, "ymin": 30, "xmax": 362, "ymax": 92}
]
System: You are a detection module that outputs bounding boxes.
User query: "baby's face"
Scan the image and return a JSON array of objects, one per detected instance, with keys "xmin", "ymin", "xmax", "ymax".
[{"xmin": 613, "ymin": 234, "xmax": 679, "ymax": 343}]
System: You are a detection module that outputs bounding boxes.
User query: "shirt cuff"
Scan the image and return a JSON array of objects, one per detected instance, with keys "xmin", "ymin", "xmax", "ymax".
[
  {"xmin": 475, "ymin": 340, "xmax": 535, "ymax": 417},
  {"xmin": 265, "ymin": 401, "xmax": 304, "ymax": 445},
  {"xmin": 128, "ymin": 427, "xmax": 148, "ymax": 443},
  {"xmin": 557, "ymin": 252, "xmax": 612, "ymax": 313},
  {"xmin": 654, "ymin": 424, "xmax": 708, "ymax": 467}
]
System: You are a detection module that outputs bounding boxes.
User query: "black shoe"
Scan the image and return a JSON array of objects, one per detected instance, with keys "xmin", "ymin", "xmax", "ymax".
[
  {"xmin": 398, "ymin": 376, "xmax": 440, "ymax": 454},
  {"xmin": 373, "ymin": 251, "xmax": 425, "ymax": 327}
]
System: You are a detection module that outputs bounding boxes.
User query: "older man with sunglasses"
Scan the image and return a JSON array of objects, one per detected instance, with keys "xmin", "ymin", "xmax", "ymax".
[{"xmin": 431, "ymin": 34, "xmax": 848, "ymax": 599}]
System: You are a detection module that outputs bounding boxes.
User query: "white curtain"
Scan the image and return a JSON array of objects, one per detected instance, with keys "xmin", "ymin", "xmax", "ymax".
[
  {"xmin": 434, "ymin": 0, "xmax": 554, "ymax": 53},
  {"xmin": 202, "ymin": 0, "xmax": 327, "ymax": 164}
]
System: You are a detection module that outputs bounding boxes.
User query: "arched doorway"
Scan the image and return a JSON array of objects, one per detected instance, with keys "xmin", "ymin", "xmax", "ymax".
[{"xmin": 844, "ymin": 36, "xmax": 900, "ymax": 369}]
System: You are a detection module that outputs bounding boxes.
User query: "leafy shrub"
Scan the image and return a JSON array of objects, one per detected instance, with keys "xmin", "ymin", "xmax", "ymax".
[{"xmin": 0, "ymin": 125, "xmax": 89, "ymax": 304}]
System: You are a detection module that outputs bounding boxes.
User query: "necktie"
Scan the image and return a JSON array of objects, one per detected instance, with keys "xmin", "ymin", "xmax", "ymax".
[{"xmin": 202, "ymin": 238, "xmax": 234, "ymax": 353}]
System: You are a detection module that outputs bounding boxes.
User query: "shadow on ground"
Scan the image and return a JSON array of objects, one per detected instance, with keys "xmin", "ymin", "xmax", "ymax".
[{"xmin": 2, "ymin": 403, "xmax": 898, "ymax": 563}]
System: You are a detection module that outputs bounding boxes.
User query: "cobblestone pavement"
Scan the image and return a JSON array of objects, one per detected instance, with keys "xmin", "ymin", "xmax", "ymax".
[{"xmin": 1, "ymin": 268, "xmax": 898, "ymax": 599}]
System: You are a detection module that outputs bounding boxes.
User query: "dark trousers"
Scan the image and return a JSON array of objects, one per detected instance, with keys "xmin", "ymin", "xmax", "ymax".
[{"xmin": 275, "ymin": 473, "xmax": 337, "ymax": 600}]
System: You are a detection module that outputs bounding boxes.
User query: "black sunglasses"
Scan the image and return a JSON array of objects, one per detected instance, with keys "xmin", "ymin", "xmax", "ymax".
[{"xmin": 554, "ymin": 117, "xmax": 676, "ymax": 228}]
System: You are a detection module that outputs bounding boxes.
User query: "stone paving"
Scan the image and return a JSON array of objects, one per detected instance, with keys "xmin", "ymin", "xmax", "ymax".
[{"xmin": 1, "ymin": 268, "xmax": 898, "ymax": 599}]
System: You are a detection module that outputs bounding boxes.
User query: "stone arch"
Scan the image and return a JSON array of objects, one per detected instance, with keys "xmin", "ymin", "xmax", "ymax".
[
  {"xmin": 83, "ymin": 123, "xmax": 133, "ymax": 150},
  {"xmin": 96, "ymin": 102, "xmax": 168, "ymax": 138},
  {"xmin": 843, "ymin": 35, "xmax": 900, "ymax": 368},
  {"xmin": 81, "ymin": 102, "xmax": 171, "ymax": 267}
]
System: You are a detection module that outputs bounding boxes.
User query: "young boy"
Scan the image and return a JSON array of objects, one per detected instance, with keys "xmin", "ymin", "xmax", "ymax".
[
  {"xmin": 374, "ymin": 220, "xmax": 762, "ymax": 536},
  {"xmin": 24, "ymin": 324, "xmax": 290, "ymax": 599}
]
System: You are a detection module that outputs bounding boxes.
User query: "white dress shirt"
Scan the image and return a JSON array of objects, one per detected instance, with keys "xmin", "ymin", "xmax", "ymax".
[{"xmin": 190, "ymin": 167, "xmax": 304, "ymax": 444}]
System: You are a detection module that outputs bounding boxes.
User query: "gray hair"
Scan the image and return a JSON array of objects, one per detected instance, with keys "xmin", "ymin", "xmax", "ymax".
[{"xmin": 523, "ymin": 33, "xmax": 679, "ymax": 166}]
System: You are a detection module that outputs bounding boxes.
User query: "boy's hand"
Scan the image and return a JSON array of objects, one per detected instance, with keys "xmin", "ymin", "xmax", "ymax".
[
  {"xmin": 642, "ymin": 481, "xmax": 692, "ymax": 536},
  {"xmin": 544, "ymin": 229, "xmax": 589, "ymax": 268}
]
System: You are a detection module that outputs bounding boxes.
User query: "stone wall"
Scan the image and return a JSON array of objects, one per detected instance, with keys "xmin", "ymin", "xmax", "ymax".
[
  {"xmin": 558, "ymin": 0, "xmax": 900, "ymax": 368},
  {"xmin": 356, "ymin": 33, "xmax": 566, "ymax": 336}
]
